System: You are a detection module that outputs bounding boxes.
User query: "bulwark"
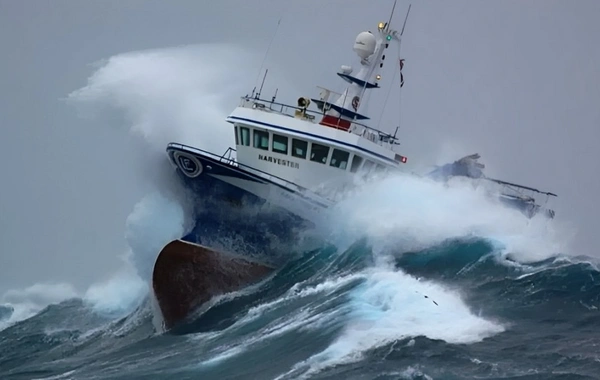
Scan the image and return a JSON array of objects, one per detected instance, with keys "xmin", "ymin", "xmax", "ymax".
[{"xmin": 258, "ymin": 154, "xmax": 300, "ymax": 169}]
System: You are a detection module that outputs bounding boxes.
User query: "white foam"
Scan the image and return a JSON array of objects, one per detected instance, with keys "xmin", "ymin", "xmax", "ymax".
[
  {"xmin": 124, "ymin": 191, "xmax": 187, "ymax": 281},
  {"xmin": 0, "ymin": 283, "xmax": 79, "ymax": 331},
  {"xmin": 31, "ymin": 370, "xmax": 77, "ymax": 380},
  {"xmin": 279, "ymin": 267, "xmax": 504, "ymax": 379},
  {"xmin": 77, "ymin": 190, "xmax": 187, "ymax": 320},
  {"xmin": 198, "ymin": 307, "xmax": 343, "ymax": 369},
  {"xmin": 231, "ymin": 273, "xmax": 363, "ymax": 327},
  {"xmin": 189, "ymin": 274, "xmax": 362, "ymax": 370},
  {"xmin": 83, "ymin": 268, "xmax": 148, "ymax": 317},
  {"xmin": 330, "ymin": 171, "xmax": 568, "ymax": 262}
]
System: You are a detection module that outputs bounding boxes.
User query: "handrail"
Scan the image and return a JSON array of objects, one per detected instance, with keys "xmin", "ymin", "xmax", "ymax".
[
  {"xmin": 484, "ymin": 177, "xmax": 558, "ymax": 197},
  {"xmin": 238, "ymin": 96, "xmax": 401, "ymax": 146},
  {"xmin": 219, "ymin": 147, "xmax": 237, "ymax": 166},
  {"xmin": 167, "ymin": 143, "xmax": 329, "ymax": 204}
]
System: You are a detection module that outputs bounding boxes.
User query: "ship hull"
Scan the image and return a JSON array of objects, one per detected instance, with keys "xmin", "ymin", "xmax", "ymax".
[
  {"xmin": 151, "ymin": 144, "xmax": 327, "ymax": 331},
  {"xmin": 167, "ymin": 143, "xmax": 325, "ymax": 256},
  {"xmin": 167, "ymin": 143, "xmax": 330, "ymax": 225},
  {"xmin": 152, "ymin": 239, "xmax": 274, "ymax": 332}
]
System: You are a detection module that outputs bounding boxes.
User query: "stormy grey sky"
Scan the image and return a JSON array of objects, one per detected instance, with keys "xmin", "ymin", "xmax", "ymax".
[{"xmin": 0, "ymin": 0, "xmax": 598, "ymax": 295}]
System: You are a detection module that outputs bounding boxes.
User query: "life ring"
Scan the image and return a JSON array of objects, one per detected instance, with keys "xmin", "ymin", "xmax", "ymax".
[{"xmin": 173, "ymin": 151, "xmax": 203, "ymax": 178}]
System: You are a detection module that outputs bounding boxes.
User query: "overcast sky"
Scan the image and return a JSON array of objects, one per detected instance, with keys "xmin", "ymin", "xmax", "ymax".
[{"xmin": 1, "ymin": 0, "xmax": 598, "ymax": 295}]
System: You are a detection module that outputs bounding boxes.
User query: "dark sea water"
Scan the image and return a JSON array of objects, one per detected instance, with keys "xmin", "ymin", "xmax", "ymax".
[{"xmin": 1, "ymin": 234, "xmax": 599, "ymax": 380}]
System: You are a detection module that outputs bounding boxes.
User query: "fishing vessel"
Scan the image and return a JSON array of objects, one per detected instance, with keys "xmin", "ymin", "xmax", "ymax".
[
  {"xmin": 152, "ymin": 8, "xmax": 413, "ymax": 331},
  {"xmin": 151, "ymin": 5, "xmax": 556, "ymax": 331},
  {"xmin": 166, "ymin": 29, "xmax": 411, "ymax": 228}
]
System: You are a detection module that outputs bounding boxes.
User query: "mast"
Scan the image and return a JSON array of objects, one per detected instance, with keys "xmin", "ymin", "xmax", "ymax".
[{"xmin": 318, "ymin": 3, "xmax": 402, "ymax": 131}]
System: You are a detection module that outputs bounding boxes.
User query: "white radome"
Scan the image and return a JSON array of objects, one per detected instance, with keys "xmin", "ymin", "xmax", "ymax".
[
  {"xmin": 353, "ymin": 31, "xmax": 376, "ymax": 59},
  {"xmin": 340, "ymin": 65, "xmax": 353, "ymax": 74}
]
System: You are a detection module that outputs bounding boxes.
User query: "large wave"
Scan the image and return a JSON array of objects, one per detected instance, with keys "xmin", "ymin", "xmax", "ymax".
[{"xmin": 256, "ymin": 174, "xmax": 564, "ymax": 378}]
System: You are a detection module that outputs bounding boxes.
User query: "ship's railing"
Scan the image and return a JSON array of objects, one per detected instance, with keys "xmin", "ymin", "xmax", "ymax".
[
  {"xmin": 168, "ymin": 143, "xmax": 327, "ymax": 204},
  {"xmin": 219, "ymin": 146, "xmax": 237, "ymax": 166},
  {"xmin": 238, "ymin": 96, "xmax": 401, "ymax": 149}
]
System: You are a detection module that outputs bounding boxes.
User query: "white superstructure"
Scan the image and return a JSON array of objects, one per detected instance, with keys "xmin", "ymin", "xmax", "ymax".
[{"xmin": 224, "ymin": 20, "xmax": 408, "ymax": 197}]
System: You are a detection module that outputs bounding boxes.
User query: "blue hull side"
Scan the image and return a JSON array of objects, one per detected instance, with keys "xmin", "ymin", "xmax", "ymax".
[{"xmin": 167, "ymin": 146, "xmax": 314, "ymax": 266}]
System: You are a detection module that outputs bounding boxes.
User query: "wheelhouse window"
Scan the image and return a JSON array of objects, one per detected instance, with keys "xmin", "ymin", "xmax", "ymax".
[
  {"xmin": 330, "ymin": 148, "xmax": 350, "ymax": 170},
  {"xmin": 291, "ymin": 138, "xmax": 308, "ymax": 159},
  {"xmin": 272, "ymin": 134, "xmax": 288, "ymax": 154},
  {"xmin": 240, "ymin": 126, "xmax": 250, "ymax": 146},
  {"xmin": 234, "ymin": 126, "xmax": 239, "ymax": 145},
  {"xmin": 310, "ymin": 143, "xmax": 330, "ymax": 164},
  {"xmin": 350, "ymin": 154, "xmax": 363, "ymax": 173},
  {"xmin": 253, "ymin": 129, "xmax": 269, "ymax": 150}
]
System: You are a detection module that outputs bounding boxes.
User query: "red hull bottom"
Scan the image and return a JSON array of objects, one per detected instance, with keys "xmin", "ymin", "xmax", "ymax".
[{"xmin": 151, "ymin": 239, "xmax": 274, "ymax": 331}]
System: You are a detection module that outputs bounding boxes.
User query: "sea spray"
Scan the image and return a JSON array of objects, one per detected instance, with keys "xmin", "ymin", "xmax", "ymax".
[
  {"xmin": 275, "ymin": 265, "xmax": 505, "ymax": 379},
  {"xmin": 59, "ymin": 44, "xmax": 269, "ymax": 319},
  {"xmin": 66, "ymin": 43, "xmax": 276, "ymax": 156},
  {"xmin": 328, "ymin": 170, "xmax": 566, "ymax": 261},
  {"xmin": 81, "ymin": 191, "xmax": 189, "ymax": 318}
]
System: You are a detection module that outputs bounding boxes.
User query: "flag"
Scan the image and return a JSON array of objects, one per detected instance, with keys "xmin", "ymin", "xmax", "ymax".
[{"xmin": 399, "ymin": 59, "xmax": 405, "ymax": 88}]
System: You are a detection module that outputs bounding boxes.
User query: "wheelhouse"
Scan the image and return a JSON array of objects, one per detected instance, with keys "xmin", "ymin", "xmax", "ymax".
[
  {"xmin": 230, "ymin": 118, "xmax": 397, "ymax": 193},
  {"xmin": 220, "ymin": 17, "xmax": 410, "ymax": 196}
]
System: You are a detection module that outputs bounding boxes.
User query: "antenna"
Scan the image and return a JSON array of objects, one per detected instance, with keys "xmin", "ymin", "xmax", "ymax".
[
  {"xmin": 394, "ymin": 4, "xmax": 412, "ymax": 137},
  {"xmin": 257, "ymin": 69, "xmax": 268, "ymax": 99},
  {"xmin": 376, "ymin": 4, "xmax": 412, "ymax": 135},
  {"xmin": 386, "ymin": 0, "xmax": 397, "ymax": 31},
  {"xmin": 254, "ymin": 18, "xmax": 282, "ymax": 91},
  {"xmin": 400, "ymin": 4, "xmax": 412, "ymax": 37}
]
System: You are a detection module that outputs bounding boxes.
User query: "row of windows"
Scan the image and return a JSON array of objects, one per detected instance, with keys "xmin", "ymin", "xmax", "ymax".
[{"xmin": 235, "ymin": 125, "xmax": 387, "ymax": 174}]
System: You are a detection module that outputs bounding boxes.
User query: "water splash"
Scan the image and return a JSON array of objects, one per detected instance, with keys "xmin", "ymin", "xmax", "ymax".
[
  {"xmin": 330, "ymin": 171, "xmax": 568, "ymax": 262},
  {"xmin": 66, "ymin": 43, "xmax": 258, "ymax": 155},
  {"xmin": 274, "ymin": 169, "xmax": 569, "ymax": 378},
  {"xmin": 275, "ymin": 265, "xmax": 504, "ymax": 379},
  {"xmin": 59, "ymin": 44, "xmax": 265, "ymax": 320}
]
